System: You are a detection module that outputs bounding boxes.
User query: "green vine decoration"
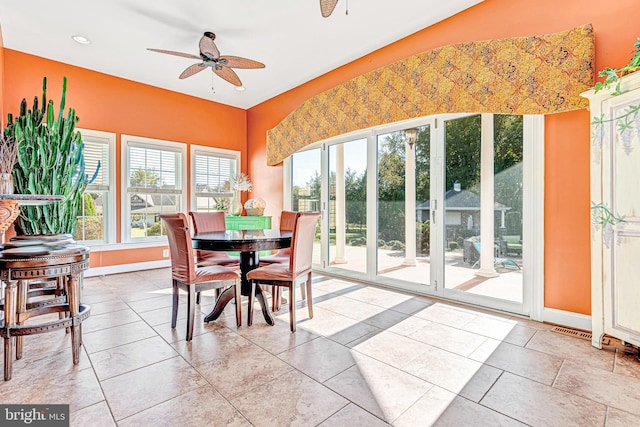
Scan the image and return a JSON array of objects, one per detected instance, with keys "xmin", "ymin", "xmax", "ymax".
[
  {"xmin": 592, "ymin": 104, "xmax": 640, "ymax": 127},
  {"xmin": 594, "ymin": 37, "xmax": 640, "ymax": 95},
  {"xmin": 591, "ymin": 202, "xmax": 625, "ymax": 227},
  {"xmin": 590, "ymin": 37, "xmax": 640, "ymax": 147},
  {"xmin": 590, "ymin": 103, "xmax": 640, "ymax": 156},
  {"xmin": 591, "ymin": 202, "xmax": 625, "ymax": 248}
]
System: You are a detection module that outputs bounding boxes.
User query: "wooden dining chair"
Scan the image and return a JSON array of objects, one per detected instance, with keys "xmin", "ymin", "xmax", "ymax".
[
  {"xmin": 246, "ymin": 212, "xmax": 320, "ymax": 332},
  {"xmin": 160, "ymin": 213, "xmax": 241, "ymax": 341},
  {"xmin": 258, "ymin": 210, "xmax": 299, "ymax": 311},
  {"xmin": 259, "ymin": 210, "xmax": 297, "ymax": 265},
  {"xmin": 189, "ymin": 211, "xmax": 240, "ymax": 304},
  {"xmin": 188, "ymin": 211, "xmax": 240, "ymax": 267}
]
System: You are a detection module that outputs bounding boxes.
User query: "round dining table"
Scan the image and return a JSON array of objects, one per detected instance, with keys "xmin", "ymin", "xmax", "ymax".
[{"xmin": 192, "ymin": 229, "xmax": 292, "ymax": 325}]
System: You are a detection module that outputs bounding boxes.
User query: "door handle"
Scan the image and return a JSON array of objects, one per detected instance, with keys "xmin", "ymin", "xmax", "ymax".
[{"xmin": 431, "ymin": 200, "xmax": 436, "ymax": 224}]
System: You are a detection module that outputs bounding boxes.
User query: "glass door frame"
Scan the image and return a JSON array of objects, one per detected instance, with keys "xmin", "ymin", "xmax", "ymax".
[
  {"xmin": 430, "ymin": 113, "xmax": 544, "ymax": 317},
  {"xmin": 370, "ymin": 118, "xmax": 437, "ymax": 295},
  {"xmin": 283, "ymin": 114, "xmax": 544, "ymax": 320}
]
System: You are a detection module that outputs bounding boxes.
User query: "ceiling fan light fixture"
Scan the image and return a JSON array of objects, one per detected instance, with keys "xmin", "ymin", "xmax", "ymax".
[
  {"xmin": 149, "ymin": 31, "xmax": 265, "ymax": 89},
  {"xmin": 71, "ymin": 34, "xmax": 91, "ymax": 45},
  {"xmin": 235, "ymin": 86, "xmax": 246, "ymax": 92}
]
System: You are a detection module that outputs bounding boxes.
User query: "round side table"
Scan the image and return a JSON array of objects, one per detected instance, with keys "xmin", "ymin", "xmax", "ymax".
[{"xmin": 0, "ymin": 242, "xmax": 90, "ymax": 381}]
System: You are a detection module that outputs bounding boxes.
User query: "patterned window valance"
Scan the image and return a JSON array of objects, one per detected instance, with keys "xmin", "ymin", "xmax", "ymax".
[{"xmin": 266, "ymin": 24, "xmax": 594, "ymax": 165}]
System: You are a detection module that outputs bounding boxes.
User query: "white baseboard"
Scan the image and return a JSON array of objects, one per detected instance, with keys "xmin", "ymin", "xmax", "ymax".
[
  {"xmin": 542, "ymin": 307, "xmax": 592, "ymax": 331},
  {"xmin": 84, "ymin": 260, "xmax": 171, "ymax": 278}
]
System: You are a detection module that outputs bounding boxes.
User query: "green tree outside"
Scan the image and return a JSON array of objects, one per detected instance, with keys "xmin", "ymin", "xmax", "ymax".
[
  {"xmin": 294, "ymin": 114, "xmax": 523, "ymax": 253},
  {"xmin": 130, "ymin": 169, "xmax": 161, "ymax": 187}
]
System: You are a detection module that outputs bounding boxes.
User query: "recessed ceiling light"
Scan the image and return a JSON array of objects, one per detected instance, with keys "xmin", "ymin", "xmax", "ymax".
[
  {"xmin": 71, "ymin": 35, "xmax": 91, "ymax": 45},
  {"xmin": 235, "ymin": 86, "xmax": 246, "ymax": 92}
]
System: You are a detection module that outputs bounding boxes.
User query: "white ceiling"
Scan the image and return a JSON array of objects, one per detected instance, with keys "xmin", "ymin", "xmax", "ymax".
[{"xmin": 0, "ymin": 0, "xmax": 482, "ymax": 109}]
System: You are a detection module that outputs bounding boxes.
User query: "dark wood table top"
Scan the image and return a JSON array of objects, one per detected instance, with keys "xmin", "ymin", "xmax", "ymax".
[{"xmin": 192, "ymin": 229, "xmax": 292, "ymax": 253}]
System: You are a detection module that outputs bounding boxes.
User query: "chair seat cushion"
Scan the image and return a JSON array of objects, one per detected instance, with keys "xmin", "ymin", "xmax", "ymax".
[
  {"xmin": 192, "ymin": 265, "xmax": 239, "ymax": 283},
  {"xmin": 197, "ymin": 258, "xmax": 240, "ymax": 267},
  {"xmin": 247, "ymin": 264, "xmax": 292, "ymax": 280},
  {"xmin": 247, "ymin": 263, "xmax": 300, "ymax": 281},
  {"xmin": 197, "ymin": 251, "xmax": 239, "ymax": 263},
  {"xmin": 258, "ymin": 254, "xmax": 290, "ymax": 264}
]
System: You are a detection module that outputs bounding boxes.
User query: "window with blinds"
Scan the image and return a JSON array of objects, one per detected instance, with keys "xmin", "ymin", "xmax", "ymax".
[
  {"xmin": 124, "ymin": 136, "xmax": 186, "ymax": 241},
  {"xmin": 192, "ymin": 147, "xmax": 239, "ymax": 212},
  {"xmin": 74, "ymin": 130, "xmax": 115, "ymax": 244}
]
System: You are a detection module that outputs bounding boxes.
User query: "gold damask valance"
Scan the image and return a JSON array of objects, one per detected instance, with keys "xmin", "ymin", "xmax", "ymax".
[{"xmin": 266, "ymin": 24, "xmax": 594, "ymax": 165}]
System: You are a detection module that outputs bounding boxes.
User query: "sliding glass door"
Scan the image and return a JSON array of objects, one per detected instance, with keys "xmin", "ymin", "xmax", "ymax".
[
  {"xmin": 286, "ymin": 114, "xmax": 540, "ymax": 317},
  {"xmin": 375, "ymin": 125, "xmax": 431, "ymax": 287},
  {"xmin": 327, "ymin": 138, "xmax": 368, "ymax": 275},
  {"xmin": 434, "ymin": 114, "xmax": 524, "ymax": 311}
]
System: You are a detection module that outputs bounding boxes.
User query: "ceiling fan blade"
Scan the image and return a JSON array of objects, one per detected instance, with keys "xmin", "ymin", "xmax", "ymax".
[
  {"xmin": 199, "ymin": 35, "xmax": 220, "ymax": 59},
  {"xmin": 212, "ymin": 66, "xmax": 242, "ymax": 87},
  {"xmin": 320, "ymin": 0, "xmax": 339, "ymax": 17},
  {"xmin": 179, "ymin": 63, "xmax": 207, "ymax": 79},
  {"xmin": 219, "ymin": 56, "xmax": 265, "ymax": 69},
  {"xmin": 147, "ymin": 48, "xmax": 200, "ymax": 60}
]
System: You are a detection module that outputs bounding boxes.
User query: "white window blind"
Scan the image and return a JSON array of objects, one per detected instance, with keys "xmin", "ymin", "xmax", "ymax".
[
  {"xmin": 84, "ymin": 137, "xmax": 109, "ymax": 191},
  {"xmin": 128, "ymin": 144, "xmax": 181, "ymax": 193},
  {"xmin": 123, "ymin": 136, "xmax": 186, "ymax": 241},
  {"xmin": 75, "ymin": 130, "xmax": 115, "ymax": 244},
  {"xmin": 194, "ymin": 150, "xmax": 237, "ymax": 197}
]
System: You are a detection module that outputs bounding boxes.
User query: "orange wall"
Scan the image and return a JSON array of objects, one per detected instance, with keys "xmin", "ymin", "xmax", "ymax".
[
  {"xmin": 3, "ymin": 50, "xmax": 247, "ymax": 269},
  {"xmin": 247, "ymin": 0, "xmax": 640, "ymax": 315}
]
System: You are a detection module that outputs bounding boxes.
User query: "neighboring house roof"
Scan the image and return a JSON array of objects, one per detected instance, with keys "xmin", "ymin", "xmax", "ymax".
[
  {"xmin": 417, "ymin": 189, "xmax": 510, "ymax": 211},
  {"xmin": 130, "ymin": 194, "xmax": 176, "ymax": 212}
]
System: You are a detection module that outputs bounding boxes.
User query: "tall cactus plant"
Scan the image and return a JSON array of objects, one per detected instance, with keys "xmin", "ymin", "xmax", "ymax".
[{"xmin": 5, "ymin": 77, "xmax": 98, "ymax": 235}]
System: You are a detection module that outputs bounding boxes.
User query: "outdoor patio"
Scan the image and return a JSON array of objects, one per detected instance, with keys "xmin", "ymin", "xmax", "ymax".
[{"xmin": 325, "ymin": 244, "xmax": 523, "ymax": 303}]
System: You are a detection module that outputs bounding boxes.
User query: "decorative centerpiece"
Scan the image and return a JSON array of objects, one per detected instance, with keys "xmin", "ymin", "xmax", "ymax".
[
  {"xmin": 244, "ymin": 198, "xmax": 266, "ymax": 216},
  {"xmin": 229, "ymin": 173, "xmax": 252, "ymax": 216}
]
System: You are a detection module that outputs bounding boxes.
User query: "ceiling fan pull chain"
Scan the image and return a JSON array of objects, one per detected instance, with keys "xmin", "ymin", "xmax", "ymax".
[
  {"xmin": 346, "ymin": 0, "xmax": 349, "ymax": 15},
  {"xmin": 211, "ymin": 73, "xmax": 216, "ymax": 93}
]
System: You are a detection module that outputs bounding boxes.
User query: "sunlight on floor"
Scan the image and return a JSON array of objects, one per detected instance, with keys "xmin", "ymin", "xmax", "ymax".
[{"xmin": 274, "ymin": 278, "xmax": 518, "ymax": 425}]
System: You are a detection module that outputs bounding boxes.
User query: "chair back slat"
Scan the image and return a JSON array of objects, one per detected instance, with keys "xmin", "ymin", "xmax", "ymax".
[
  {"xmin": 289, "ymin": 212, "xmax": 320, "ymax": 275},
  {"xmin": 189, "ymin": 211, "xmax": 227, "ymax": 234},
  {"xmin": 280, "ymin": 211, "xmax": 298, "ymax": 232},
  {"xmin": 189, "ymin": 211, "xmax": 230, "ymax": 262},
  {"xmin": 277, "ymin": 210, "xmax": 298, "ymax": 257},
  {"xmin": 160, "ymin": 213, "xmax": 196, "ymax": 283}
]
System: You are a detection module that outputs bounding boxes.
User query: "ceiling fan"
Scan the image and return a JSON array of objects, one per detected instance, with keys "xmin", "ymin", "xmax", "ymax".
[
  {"xmin": 320, "ymin": 0, "xmax": 350, "ymax": 17},
  {"xmin": 147, "ymin": 32, "xmax": 265, "ymax": 87}
]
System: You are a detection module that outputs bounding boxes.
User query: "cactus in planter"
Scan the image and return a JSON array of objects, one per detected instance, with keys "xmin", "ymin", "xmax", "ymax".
[{"xmin": 5, "ymin": 76, "xmax": 99, "ymax": 235}]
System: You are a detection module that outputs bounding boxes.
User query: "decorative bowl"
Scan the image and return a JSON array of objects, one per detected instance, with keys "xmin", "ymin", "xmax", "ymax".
[{"xmin": 244, "ymin": 198, "xmax": 266, "ymax": 216}]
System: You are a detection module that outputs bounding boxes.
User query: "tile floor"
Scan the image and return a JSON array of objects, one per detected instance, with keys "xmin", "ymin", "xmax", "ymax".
[{"xmin": 2, "ymin": 268, "xmax": 640, "ymax": 426}]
